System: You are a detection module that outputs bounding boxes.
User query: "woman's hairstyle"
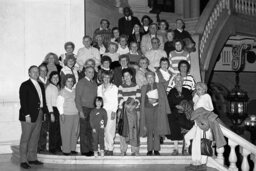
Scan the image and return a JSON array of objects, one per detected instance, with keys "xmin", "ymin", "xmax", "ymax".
[
  {"xmin": 84, "ymin": 58, "xmax": 96, "ymax": 67},
  {"xmin": 94, "ymin": 96, "xmax": 104, "ymax": 108},
  {"xmin": 101, "ymin": 55, "xmax": 112, "ymax": 64},
  {"xmin": 101, "ymin": 70, "xmax": 113, "ymax": 82},
  {"xmin": 174, "ymin": 39, "xmax": 185, "ymax": 49},
  {"xmin": 108, "ymin": 42, "xmax": 118, "ymax": 51},
  {"xmin": 167, "ymin": 29, "xmax": 174, "ymax": 35},
  {"xmin": 119, "ymin": 34, "xmax": 128, "ymax": 42},
  {"xmin": 119, "ymin": 54, "xmax": 130, "ymax": 63},
  {"xmin": 159, "ymin": 57, "xmax": 170, "ymax": 68},
  {"xmin": 48, "ymin": 71, "xmax": 59, "ymax": 85},
  {"xmin": 141, "ymin": 15, "xmax": 153, "ymax": 25},
  {"xmin": 111, "ymin": 27, "xmax": 119, "ymax": 36},
  {"xmin": 129, "ymin": 41, "xmax": 138, "ymax": 48},
  {"xmin": 122, "ymin": 68, "xmax": 133, "ymax": 77},
  {"xmin": 139, "ymin": 56, "xmax": 150, "ymax": 66},
  {"xmin": 43, "ymin": 52, "xmax": 60, "ymax": 65},
  {"xmin": 196, "ymin": 82, "xmax": 208, "ymax": 92},
  {"xmin": 100, "ymin": 19, "xmax": 110, "ymax": 27},
  {"xmin": 63, "ymin": 54, "xmax": 76, "ymax": 66},
  {"xmin": 178, "ymin": 60, "xmax": 190, "ymax": 73},
  {"xmin": 158, "ymin": 19, "xmax": 169, "ymax": 30},
  {"xmin": 64, "ymin": 42, "xmax": 75, "ymax": 50},
  {"xmin": 83, "ymin": 35, "xmax": 92, "ymax": 41},
  {"xmin": 63, "ymin": 74, "xmax": 76, "ymax": 87}
]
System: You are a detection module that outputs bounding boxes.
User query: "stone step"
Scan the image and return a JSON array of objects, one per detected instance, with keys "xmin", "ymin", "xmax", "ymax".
[{"xmin": 11, "ymin": 145, "xmax": 191, "ymax": 165}]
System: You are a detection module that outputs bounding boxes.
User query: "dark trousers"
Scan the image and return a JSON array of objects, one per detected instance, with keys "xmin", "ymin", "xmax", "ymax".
[
  {"xmin": 49, "ymin": 107, "xmax": 62, "ymax": 153},
  {"xmin": 92, "ymin": 128, "xmax": 104, "ymax": 151},
  {"xmin": 80, "ymin": 107, "xmax": 93, "ymax": 153},
  {"xmin": 37, "ymin": 114, "xmax": 49, "ymax": 152}
]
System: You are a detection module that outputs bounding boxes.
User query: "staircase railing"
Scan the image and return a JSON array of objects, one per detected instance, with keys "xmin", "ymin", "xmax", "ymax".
[
  {"xmin": 211, "ymin": 125, "xmax": 256, "ymax": 171},
  {"xmin": 196, "ymin": 0, "xmax": 256, "ymax": 80}
]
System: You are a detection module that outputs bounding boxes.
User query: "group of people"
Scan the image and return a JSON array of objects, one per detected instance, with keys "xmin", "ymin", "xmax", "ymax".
[{"xmin": 18, "ymin": 6, "xmax": 226, "ymax": 171}]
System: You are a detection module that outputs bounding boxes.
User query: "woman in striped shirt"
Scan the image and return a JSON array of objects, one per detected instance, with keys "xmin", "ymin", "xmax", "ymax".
[
  {"xmin": 168, "ymin": 60, "xmax": 196, "ymax": 93},
  {"xmin": 117, "ymin": 68, "xmax": 141, "ymax": 156}
]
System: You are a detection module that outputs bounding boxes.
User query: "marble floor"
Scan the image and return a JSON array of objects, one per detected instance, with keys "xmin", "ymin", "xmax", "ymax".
[{"xmin": 0, "ymin": 154, "xmax": 219, "ymax": 171}]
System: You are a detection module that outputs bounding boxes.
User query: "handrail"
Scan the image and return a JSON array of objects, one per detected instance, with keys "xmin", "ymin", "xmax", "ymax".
[{"xmin": 220, "ymin": 125, "xmax": 256, "ymax": 154}]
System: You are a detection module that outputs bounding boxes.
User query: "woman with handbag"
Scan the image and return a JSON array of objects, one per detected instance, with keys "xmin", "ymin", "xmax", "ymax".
[
  {"xmin": 184, "ymin": 82, "xmax": 215, "ymax": 171},
  {"xmin": 117, "ymin": 68, "xmax": 141, "ymax": 156}
]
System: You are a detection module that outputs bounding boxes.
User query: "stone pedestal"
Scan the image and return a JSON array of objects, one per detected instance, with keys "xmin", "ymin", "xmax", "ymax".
[{"xmin": 128, "ymin": 0, "xmax": 151, "ymax": 13}]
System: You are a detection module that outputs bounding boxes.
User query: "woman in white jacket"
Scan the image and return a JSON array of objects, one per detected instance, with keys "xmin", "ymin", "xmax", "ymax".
[
  {"xmin": 184, "ymin": 82, "xmax": 214, "ymax": 171},
  {"xmin": 97, "ymin": 71, "xmax": 118, "ymax": 156}
]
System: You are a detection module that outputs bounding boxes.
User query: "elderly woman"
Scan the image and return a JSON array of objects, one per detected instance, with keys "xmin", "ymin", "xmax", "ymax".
[
  {"xmin": 155, "ymin": 57, "xmax": 172, "ymax": 92},
  {"xmin": 140, "ymin": 71, "xmax": 171, "ymax": 156},
  {"xmin": 117, "ymin": 68, "xmax": 141, "ymax": 156},
  {"xmin": 60, "ymin": 54, "xmax": 79, "ymax": 88},
  {"xmin": 46, "ymin": 71, "xmax": 61, "ymax": 154},
  {"xmin": 42, "ymin": 52, "xmax": 62, "ymax": 77},
  {"xmin": 56, "ymin": 74, "xmax": 79, "ymax": 155},
  {"xmin": 168, "ymin": 60, "xmax": 196, "ymax": 92},
  {"xmin": 135, "ymin": 57, "xmax": 151, "ymax": 88},
  {"xmin": 167, "ymin": 75, "xmax": 193, "ymax": 155},
  {"xmin": 97, "ymin": 71, "xmax": 118, "ymax": 156}
]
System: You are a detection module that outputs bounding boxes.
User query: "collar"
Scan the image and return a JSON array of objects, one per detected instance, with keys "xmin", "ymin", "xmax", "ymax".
[
  {"xmin": 30, "ymin": 78, "xmax": 38, "ymax": 84},
  {"xmin": 39, "ymin": 76, "xmax": 47, "ymax": 83},
  {"xmin": 64, "ymin": 86, "xmax": 73, "ymax": 92},
  {"xmin": 125, "ymin": 16, "xmax": 132, "ymax": 21},
  {"xmin": 101, "ymin": 66, "xmax": 110, "ymax": 71},
  {"xmin": 121, "ymin": 66, "xmax": 128, "ymax": 70},
  {"xmin": 177, "ymin": 28, "xmax": 183, "ymax": 32},
  {"xmin": 85, "ymin": 76, "xmax": 91, "ymax": 81}
]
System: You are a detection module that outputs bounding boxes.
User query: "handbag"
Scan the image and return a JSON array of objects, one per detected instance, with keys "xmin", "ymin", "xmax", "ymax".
[
  {"xmin": 188, "ymin": 131, "xmax": 213, "ymax": 156},
  {"xmin": 201, "ymin": 131, "xmax": 213, "ymax": 156}
]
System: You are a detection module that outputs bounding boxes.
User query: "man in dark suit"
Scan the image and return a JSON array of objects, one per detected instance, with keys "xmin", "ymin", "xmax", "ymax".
[
  {"xmin": 19, "ymin": 65, "xmax": 47, "ymax": 169},
  {"xmin": 118, "ymin": 7, "xmax": 140, "ymax": 37}
]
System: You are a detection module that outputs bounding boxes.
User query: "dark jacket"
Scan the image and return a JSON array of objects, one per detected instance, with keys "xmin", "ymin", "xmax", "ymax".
[
  {"xmin": 118, "ymin": 16, "xmax": 140, "ymax": 36},
  {"xmin": 19, "ymin": 79, "xmax": 47, "ymax": 122}
]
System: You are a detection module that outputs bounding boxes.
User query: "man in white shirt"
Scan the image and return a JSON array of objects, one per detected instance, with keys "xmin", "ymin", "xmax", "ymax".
[
  {"xmin": 76, "ymin": 35, "xmax": 101, "ymax": 71},
  {"xmin": 19, "ymin": 65, "xmax": 47, "ymax": 169}
]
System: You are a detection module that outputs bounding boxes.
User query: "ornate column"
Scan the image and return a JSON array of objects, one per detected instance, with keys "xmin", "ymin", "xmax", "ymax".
[
  {"xmin": 191, "ymin": 0, "xmax": 200, "ymax": 18},
  {"xmin": 183, "ymin": 0, "xmax": 191, "ymax": 18}
]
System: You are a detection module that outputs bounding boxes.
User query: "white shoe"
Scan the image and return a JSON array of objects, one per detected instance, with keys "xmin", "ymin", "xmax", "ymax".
[
  {"xmin": 94, "ymin": 151, "xmax": 98, "ymax": 157},
  {"xmin": 100, "ymin": 150, "xmax": 104, "ymax": 157}
]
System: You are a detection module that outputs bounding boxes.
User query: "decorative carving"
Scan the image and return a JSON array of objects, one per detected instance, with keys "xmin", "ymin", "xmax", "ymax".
[{"xmin": 231, "ymin": 44, "xmax": 250, "ymax": 71}]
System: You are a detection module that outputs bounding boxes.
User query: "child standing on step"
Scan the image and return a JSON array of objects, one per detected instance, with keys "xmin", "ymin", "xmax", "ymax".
[{"xmin": 90, "ymin": 97, "xmax": 108, "ymax": 157}]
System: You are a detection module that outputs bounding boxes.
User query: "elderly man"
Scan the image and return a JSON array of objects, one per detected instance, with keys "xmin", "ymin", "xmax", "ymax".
[
  {"xmin": 19, "ymin": 65, "xmax": 47, "ymax": 169},
  {"xmin": 76, "ymin": 35, "xmax": 101, "ymax": 70},
  {"xmin": 141, "ymin": 23, "xmax": 164, "ymax": 55},
  {"xmin": 75, "ymin": 66, "xmax": 98, "ymax": 156},
  {"xmin": 145, "ymin": 37, "xmax": 167, "ymax": 71}
]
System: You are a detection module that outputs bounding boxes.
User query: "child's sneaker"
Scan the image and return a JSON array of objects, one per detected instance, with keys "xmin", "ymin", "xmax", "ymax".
[
  {"xmin": 94, "ymin": 151, "xmax": 98, "ymax": 157},
  {"xmin": 100, "ymin": 150, "xmax": 104, "ymax": 157}
]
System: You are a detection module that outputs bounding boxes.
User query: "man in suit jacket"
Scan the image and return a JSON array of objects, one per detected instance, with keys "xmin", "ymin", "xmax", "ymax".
[
  {"xmin": 118, "ymin": 7, "xmax": 140, "ymax": 37},
  {"xmin": 19, "ymin": 65, "xmax": 47, "ymax": 169},
  {"xmin": 141, "ymin": 23, "xmax": 164, "ymax": 55}
]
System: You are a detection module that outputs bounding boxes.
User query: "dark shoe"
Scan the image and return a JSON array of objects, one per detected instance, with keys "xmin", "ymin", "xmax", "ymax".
[
  {"xmin": 62, "ymin": 152, "xmax": 71, "ymax": 156},
  {"xmin": 89, "ymin": 151, "xmax": 94, "ymax": 156},
  {"xmin": 154, "ymin": 151, "xmax": 160, "ymax": 156},
  {"xmin": 185, "ymin": 164, "xmax": 196, "ymax": 171},
  {"xmin": 105, "ymin": 150, "xmax": 110, "ymax": 156},
  {"xmin": 108, "ymin": 151, "xmax": 113, "ymax": 156},
  {"xmin": 28, "ymin": 160, "xmax": 44, "ymax": 165},
  {"xmin": 71, "ymin": 151, "xmax": 78, "ymax": 155},
  {"xmin": 131, "ymin": 152, "xmax": 136, "ymax": 156},
  {"xmin": 160, "ymin": 137, "xmax": 164, "ymax": 144},
  {"xmin": 20, "ymin": 162, "xmax": 31, "ymax": 169},
  {"xmin": 147, "ymin": 151, "xmax": 153, "ymax": 156},
  {"xmin": 49, "ymin": 150, "xmax": 56, "ymax": 154}
]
